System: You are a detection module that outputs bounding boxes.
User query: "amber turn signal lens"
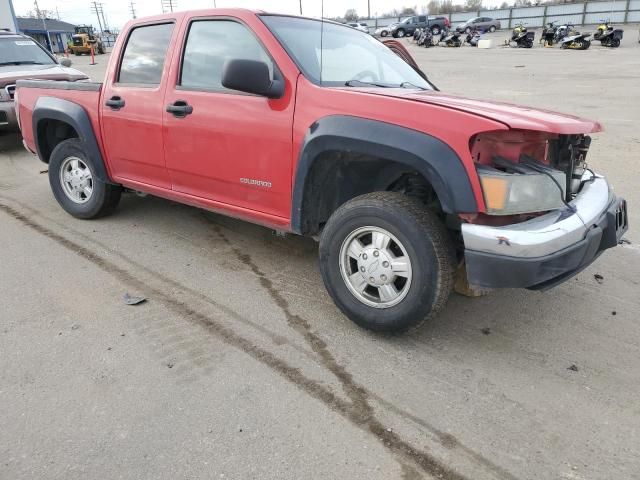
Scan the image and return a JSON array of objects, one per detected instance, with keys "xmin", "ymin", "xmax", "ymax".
[{"xmin": 479, "ymin": 176, "xmax": 508, "ymax": 211}]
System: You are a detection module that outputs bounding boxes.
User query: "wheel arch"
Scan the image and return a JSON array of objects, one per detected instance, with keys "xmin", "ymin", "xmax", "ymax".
[
  {"xmin": 291, "ymin": 115, "xmax": 478, "ymax": 235},
  {"xmin": 32, "ymin": 96, "xmax": 111, "ymax": 183}
]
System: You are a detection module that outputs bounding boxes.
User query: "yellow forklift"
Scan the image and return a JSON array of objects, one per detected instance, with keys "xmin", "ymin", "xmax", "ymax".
[{"xmin": 69, "ymin": 25, "xmax": 105, "ymax": 55}]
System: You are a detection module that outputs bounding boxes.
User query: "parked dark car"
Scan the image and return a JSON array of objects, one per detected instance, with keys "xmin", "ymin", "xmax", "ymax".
[
  {"xmin": 391, "ymin": 15, "xmax": 450, "ymax": 37},
  {"xmin": 0, "ymin": 31, "xmax": 88, "ymax": 131},
  {"xmin": 455, "ymin": 17, "xmax": 501, "ymax": 33}
]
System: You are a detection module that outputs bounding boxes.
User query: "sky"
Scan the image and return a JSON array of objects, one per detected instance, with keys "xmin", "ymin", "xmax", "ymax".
[{"xmin": 10, "ymin": 0, "xmax": 503, "ymax": 31}]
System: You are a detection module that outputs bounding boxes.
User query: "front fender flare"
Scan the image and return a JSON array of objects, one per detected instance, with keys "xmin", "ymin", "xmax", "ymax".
[{"xmin": 291, "ymin": 115, "xmax": 477, "ymax": 234}]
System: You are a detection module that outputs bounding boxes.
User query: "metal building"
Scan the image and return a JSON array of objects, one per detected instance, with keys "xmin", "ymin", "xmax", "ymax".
[{"xmin": 16, "ymin": 17, "xmax": 76, "ymax": 54}]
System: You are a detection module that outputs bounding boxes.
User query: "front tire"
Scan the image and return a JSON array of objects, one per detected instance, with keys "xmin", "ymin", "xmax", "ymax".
[
  {"xmin": 49, "ymin": 138, "xmax": 122, "ymax": 219},
  {"xmin": 319, "ymin": 192, "xmax": 456, "ymax": 333},
  {"xmin": 380, "ymin": 30, "xmax": 388, "ymax": 37},
  {"xmin": 396, "ymin": 28, "xmax": 406, "ymax": 38},
  {"xmin": 489, "ymin": 25, "xmax": 496, "ymax": 33},
  {"xmin": 431, "ymin": 26, "xmax": 441, "ymax": 35}
]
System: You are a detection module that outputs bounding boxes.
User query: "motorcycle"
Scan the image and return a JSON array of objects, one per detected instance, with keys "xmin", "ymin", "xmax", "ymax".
[
  {"xmin": 594, "ymin": 19, "xmax": 623, "ymax": 47},
  {"xmin": 540, "ymin": 20, "xmax": 558, "ymax": 46},
  {"xmin": 464, "ymin": 27, "xmax": 482, "ymax": 46},
  {"xmin": 559, "ymin": 29, "xmax": 592, "ymax": 50},
  {"xmin": 554, "ymin": 23, "xmax": 574, "ymax": 43},
  {"xmin": 418, "ymin": 28, "xmax": 435, "ymax": 47},
  {"xmin": 438, "ymin": 27, "xmax": 462, "ymax": 47},
  {"xmin": 508, "ymin": 23, "xmax": 534, "ymax": 48}
]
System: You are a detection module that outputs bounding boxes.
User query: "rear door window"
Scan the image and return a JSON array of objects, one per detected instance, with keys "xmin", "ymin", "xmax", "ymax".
[{"xmin": 118, "ymin": 23, "xmax": 173, "ymax": 85}]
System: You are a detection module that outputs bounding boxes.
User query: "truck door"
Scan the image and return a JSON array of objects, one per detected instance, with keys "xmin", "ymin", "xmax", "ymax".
[
  {"xmin": 100, "ymin": 22, "xmax": 176, "ymax": 189},
  {"xmin": 162, "ymin": 17, "xmax": 294, "ymax": 219}
]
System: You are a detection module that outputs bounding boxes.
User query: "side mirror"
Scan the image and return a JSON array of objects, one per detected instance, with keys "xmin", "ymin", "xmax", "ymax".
[
  {"xmin": 60, "ymin": 58, "xmax": 72, "ymax": 67},
  {"xmin": 221, "ymin": 59, "xmax": 284, "ymax": 99}
]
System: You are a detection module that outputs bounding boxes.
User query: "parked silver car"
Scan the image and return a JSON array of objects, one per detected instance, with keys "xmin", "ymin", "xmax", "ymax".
[
  {"xmin": 0, "ymin": 31, "xmax": 88, "ymax": 131},
  {"xmin": 375, "ymin": 23, "xmax": 397, "ymax": 37},
  {"xmin": 346, "ymin": 22, "xmax": 369, "ymax": 33},
  {"xmin": 456, "ymin": 17, "xmax": 501, "ymax": 33}
]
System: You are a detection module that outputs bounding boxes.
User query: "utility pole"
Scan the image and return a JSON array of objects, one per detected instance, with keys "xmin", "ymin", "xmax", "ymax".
[
  {"xmin": 90, "ymin": 1, "xmax": 104, "ymax": 32},
  {"xmin": 367, "ymin": 0, "xmax": 371, "ymax": 19},
  {"xmin": 55, "ymin": 6, "xmax": 60, "ymax": 20},
  {"xmin": 161, "ymin": 0, "xmax": 176, "ymax": 13},
  {"xmin": 129, "ymin": 1, "xmax": 137, "ymax": 18},
  {"xmin": 299, "ymin": 0, "xmax": 302, "ymax": 15},
  {"xmin": 100, "ymin": 5, "xmax": 108, "ymax": 32},
  {"xmin": 33, "ymin": 0, "xmax": 53, "ymax": 52}
]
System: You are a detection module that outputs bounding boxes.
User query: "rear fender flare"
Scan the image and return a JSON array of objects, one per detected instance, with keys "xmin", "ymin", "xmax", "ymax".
[
  {"xmin": 32, "ymin": 96, "xmax": 111, "ymax": 183},
  {"xmin": 291, "ymin": 115, "xmax": 478, "ymax": 234}
]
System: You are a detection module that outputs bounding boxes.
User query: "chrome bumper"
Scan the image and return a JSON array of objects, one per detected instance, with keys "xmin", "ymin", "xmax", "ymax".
[
  {"xmin": 462, "ymin": 172, "xmax": 628, "ymax": 289},
  {"xmin": 462, "ymin": 172, "xmax": 611, "ymax": 258}
]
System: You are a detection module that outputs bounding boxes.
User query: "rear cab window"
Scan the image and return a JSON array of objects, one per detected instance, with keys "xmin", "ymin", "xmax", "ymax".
[{"xmin": 118, "ymin": 22, "xmax": 174, "ymax": 85}]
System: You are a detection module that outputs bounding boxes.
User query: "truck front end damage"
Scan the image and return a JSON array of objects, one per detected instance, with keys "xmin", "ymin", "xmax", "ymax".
[{"xmin": 462, "ymin": 130, "xmax": 628, "ymax": 289}]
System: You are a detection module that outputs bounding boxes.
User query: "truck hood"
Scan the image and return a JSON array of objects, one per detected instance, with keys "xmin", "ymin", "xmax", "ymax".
[
  {"xmin": 0, "ymin": 64, "xmax": 89, "ymax": 88},
  {"xmin": 350, "ymin": 88, "xmax": 602, "ymax": 134}
]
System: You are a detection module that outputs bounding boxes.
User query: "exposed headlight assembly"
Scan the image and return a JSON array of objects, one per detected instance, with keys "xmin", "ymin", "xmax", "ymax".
[{"xmin": 477, "ymin": 160, "xmax": 567, "ymax": 215}]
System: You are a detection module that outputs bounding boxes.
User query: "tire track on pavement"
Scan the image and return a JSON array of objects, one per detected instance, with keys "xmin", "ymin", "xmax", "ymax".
[{"xmin": 0, "ymin": 200, "xmax": 470, "ymax": 480}]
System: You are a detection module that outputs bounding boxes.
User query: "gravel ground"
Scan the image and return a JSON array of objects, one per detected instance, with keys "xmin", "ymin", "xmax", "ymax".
[{"xmin": 0, "ymin": 34, "xmax": 638, "ymax": 480}]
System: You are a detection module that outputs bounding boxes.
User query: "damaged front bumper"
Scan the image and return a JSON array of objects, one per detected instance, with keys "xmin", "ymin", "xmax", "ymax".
[{"xmin": 462, "ymin": 172, "xmax": 628, "ymax": 289}]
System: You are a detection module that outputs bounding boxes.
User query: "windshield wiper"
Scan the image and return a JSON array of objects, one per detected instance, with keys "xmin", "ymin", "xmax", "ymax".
[
  {"xmin": 400, "ymin": 82, "xmax": 427, "ymax": 91},
  {"xmin": 0, "ymin": 61, "xmax": 45, "ymax": 66},
  {"xmin": 345, "ymin": 79, "xmax": 427, "ymax": 90},
  {"xmin": 344, "ymin": 79, "xmax": 394, "ymax": 88}
]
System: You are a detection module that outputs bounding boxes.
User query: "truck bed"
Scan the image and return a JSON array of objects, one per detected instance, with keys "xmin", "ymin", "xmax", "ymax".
[{"xmin": 16, "ymin": 80, "xmax": 103, "ymax": 157}]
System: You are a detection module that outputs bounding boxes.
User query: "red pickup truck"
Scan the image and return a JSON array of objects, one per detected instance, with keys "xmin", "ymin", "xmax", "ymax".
[{"xmin": 15, "ymin": 10, "xmax": 628, "ymax": 332}]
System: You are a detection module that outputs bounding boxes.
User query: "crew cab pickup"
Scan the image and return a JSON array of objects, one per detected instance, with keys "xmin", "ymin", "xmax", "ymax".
[{"xmin": 15, "ymin": 10, "xmax": 628, "ymax": 333}]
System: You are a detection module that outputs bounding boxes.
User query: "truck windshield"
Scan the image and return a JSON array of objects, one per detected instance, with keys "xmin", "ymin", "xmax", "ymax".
[
  {"xmin": 261, "ymin": 15, "xmax": 431, "ymax": 90},
  {"xmin": 0, "ymin": 38, "xmax": 56, "ymax": 66}
]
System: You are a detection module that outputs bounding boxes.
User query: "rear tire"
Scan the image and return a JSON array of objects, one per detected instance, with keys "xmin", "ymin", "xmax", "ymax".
[
  {"xmin": 431, "ymin": 26, "xmax": 441, "ymax": 35},
  {"xmin": 319, "ymin": 192, "xmax": 456, "ymax": 333},
  {"xmin": 49, "ymin": 138, "xmax": 121, "ymax": 219},
  {"xmin": 381, "ymin": 30, "xmax": 388, "ymax": 37}
]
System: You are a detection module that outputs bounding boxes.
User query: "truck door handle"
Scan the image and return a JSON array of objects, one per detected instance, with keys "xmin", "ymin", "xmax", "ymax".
[
  {"xmin": 105, "ymin": 96, "xmax": 125, "ymax": 110},
  {"xmin": 166, "ymin": 100, "xmax": 193, "ymax": 118}
]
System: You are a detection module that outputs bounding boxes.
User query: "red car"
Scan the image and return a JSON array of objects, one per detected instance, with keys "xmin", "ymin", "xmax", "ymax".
[{"xmin": 15, "ymin": 10, "xmax": 628, "ymax": 333}]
